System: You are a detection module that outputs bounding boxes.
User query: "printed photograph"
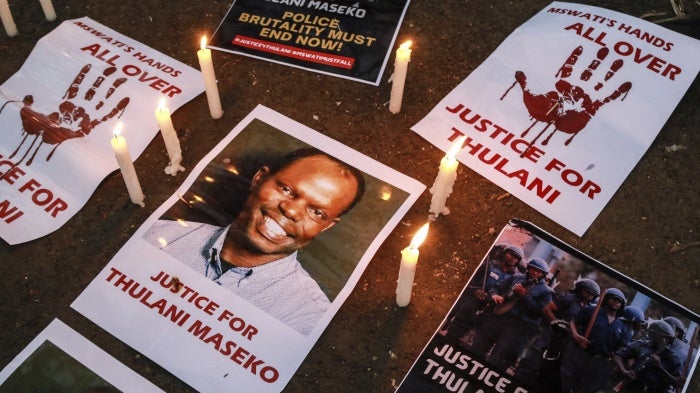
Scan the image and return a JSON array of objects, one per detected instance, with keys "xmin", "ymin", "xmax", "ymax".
[
  {"xmin": 0, "ymin": 320, "xmax": 162, "ymax": 393},
  {"xmin": 397, "ymin": 219, "xmax": 699, "ymax": 393},
  {"xmin": 143, "ymin": 118, "xmax": 411, "ymax": 336}
]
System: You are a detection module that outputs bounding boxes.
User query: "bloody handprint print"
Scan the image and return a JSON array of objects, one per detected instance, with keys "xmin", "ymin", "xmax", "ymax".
[
  {"xmin": 1, "ymin": 64, "xmax": 129, "ymax": 166},
  {"xmin": 501, "ymin": 45, "xmax": 632, "ymax": 147}
]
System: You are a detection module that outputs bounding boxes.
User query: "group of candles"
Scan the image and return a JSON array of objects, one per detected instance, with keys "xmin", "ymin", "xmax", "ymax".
[
  {"xmin": 107, "ymin": 35, "xmax": 448, "ymax": 308},
  {"xmin": 396, "ymin": 135, "xmax": 466, "ymax": 307},
  {"xmin": 387, "ymin": 39, "xmax": 469, "ymax": 307},
  {"xmin": 86, "ymin": 28, "xmax": 431, "ymax": 307},
  {"xmin": 1, "ymin": 0, "xmax": 56, "ymax": 37},
  {"xmin": 110, "ymin": 35, "xmax": 223, "ymax": 207},
  {"xmin": 0, "ymin": 0, "xmax": 453, "ymax": 308}
]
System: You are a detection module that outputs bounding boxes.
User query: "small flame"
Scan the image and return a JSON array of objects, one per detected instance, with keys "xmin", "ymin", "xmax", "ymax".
[
  {"xmin": 226, "ymin": 165, "xmax": 239, "ymax": 175},
  {"xmin": 409, "ymin": 223, "xmax": 430, "ymax": 249},
  {"xmin": 446, "ymin": 135, "xmax": 467, "ymax": 160},
  {"xmin": 158, "ymin": 97, "xmax": 167, "ymax": 111},
  {"xmin": 176, "ymin": 219, "xmax": 190, "ymax": 227},
  {"xmin": 400, "ymin": 40, "xmax": 412, "ymax": 50},
  {"xmin": 379, "ymin": 184, "xmax": 393, "ymax": 201},
  {"xmin": 113, "ymin": 122, "xmax": 123, "ymax": 138},
  {"xmin": 157, "ymin": 237, "xmax": 168, "ymax": 248},
  {"xmin": 204, "ymin": 176, "xmax": 215, "ymax": 183},
  {"xmin": 200, "ymin": 36, "xmax": 208, "ymax": 50}
]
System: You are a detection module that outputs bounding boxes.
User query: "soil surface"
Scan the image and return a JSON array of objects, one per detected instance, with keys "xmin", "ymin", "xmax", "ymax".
[{"xmin": 1, "ymin": 1, "xmax": 699, "ymax": 392}]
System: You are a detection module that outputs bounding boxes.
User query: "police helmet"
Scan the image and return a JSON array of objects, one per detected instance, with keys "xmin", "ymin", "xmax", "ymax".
[
  {"xmin": 663, "ymin": 317, "xmax": 686, "ymax": 340},
  {"xmin": 503, "ymin": 245, "xmax": 524, "ymax": 262},
  {"xmin": 489, "ymin": 243, "xmax": 508, "ymax": 259},
  {"xmin": 494, "ymin": 242, "xmax": 509, "ymax": 251},
  {"xmin": 647, "ymin": 320, "xmax": 675, "ymax": 338},
  {"xmin": 621, "ymin": 306, "xmax": 645, "ymax": 324},
  {"xmin": 604, "ymin": 287, "xmax": 626, "ymax": 305},
  {"xmin": 527, "ymin": 257, "xmax": 549, "ymax": 273},
  {"xmin": 574, "ymin": 278, "xmax": 600, "ymax": 297}
]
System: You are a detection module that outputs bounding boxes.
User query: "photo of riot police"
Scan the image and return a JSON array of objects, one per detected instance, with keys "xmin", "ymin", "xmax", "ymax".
[{"xmin": 398, "ymin": 219, "xmax": 699, "ymax": 393}]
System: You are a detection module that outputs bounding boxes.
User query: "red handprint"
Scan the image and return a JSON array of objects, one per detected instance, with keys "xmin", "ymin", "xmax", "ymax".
[
  {"xmin": 0, "ymin": 64, "xmax": 129, "ymax": 166},
  {"xmin": 501, "ymin": 46, "xmax": 632, "ymax": 147}
]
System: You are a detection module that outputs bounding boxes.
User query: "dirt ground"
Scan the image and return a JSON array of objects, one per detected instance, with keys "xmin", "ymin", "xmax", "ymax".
[{"xmin": 0, "ymin": 0, "xmax": 698, "ymax": 392}]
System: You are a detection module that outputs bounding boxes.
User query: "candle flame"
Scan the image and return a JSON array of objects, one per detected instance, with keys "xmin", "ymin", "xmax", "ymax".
[
  {"xmin": 446, "ymin": 135, "xmax": 467, "ymax": 160},
  {"xmin": 113, "ymin": 122, "xmax": 123, "ymax": 138},
  {"xmin": 379, "ymin": 184, "xmax": 393, "ymax": 201},
  {"xmin": 226, "ymin": 165, "xmax": 239, "ymax": 175},
  {"xmin": 400, "ymin": 40, "xmax": 412, "ymax": 50},
  {"xmin": 200, "ymin": 36, "xmax": 208, "ymax": 50},
  {"xmin": 158, "ymin": 97, "xmax": 167, "ymax": 110},
  {"xmin": 410, "ymin": 223, "xmax": 429, "ymax": 249}
]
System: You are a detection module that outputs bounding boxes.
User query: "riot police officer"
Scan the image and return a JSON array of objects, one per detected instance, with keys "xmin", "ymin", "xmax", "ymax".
[
  {"xmin": 559, "ymin": 287, "xmax": 629, "ymax": 393},
  {"xmin": 470, "ymin": 257, "xmax": 554, "ymax": 373},
  {"xmin": 620, "ymin": 305, "xmax": 646, "ymax": 342},
  {"xmin": 612, "ymin": 320, "xmax": 683, "ymax": 393},
  {"xmin": 442, "ymin": 243, "xmax": 519, "ymax": 345},
  {"xmin": 514, "ymin": 278, "xmax": 600, "ymax": 390}
]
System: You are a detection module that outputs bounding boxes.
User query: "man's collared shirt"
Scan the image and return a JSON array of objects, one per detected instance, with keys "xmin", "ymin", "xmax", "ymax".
[{"xmin": 144, "ymin": 220, "xmax": 331, "ymax": 336}]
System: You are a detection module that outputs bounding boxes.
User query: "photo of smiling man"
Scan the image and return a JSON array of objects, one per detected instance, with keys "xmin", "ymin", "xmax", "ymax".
[{"xmin": 143, "ymin": 147, "xmax": 365, "ymax": 336}]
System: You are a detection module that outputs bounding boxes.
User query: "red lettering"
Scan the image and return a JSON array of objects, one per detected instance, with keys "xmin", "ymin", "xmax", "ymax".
[{"xmin": 0, "ymin": 165, "xmax": 25, "ymax": 185}]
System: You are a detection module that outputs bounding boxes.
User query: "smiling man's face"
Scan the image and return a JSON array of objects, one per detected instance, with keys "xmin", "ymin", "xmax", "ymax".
[{"xmin": 231, "ymin": 155, "xmax": 359, "ymax": 260}]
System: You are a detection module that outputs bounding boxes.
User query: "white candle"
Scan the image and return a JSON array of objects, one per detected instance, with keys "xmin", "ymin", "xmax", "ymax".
[
  {"xmin": 111, "ymin": 123, "xmax": 145, "ymax": 207},
  {"xmin": 389, "ymin": 40, "xmax": 412, "ymax": 114},
  {"xmin": 0, "ymin": 0, "xmax": 17, "ymax": 37},
  {"xmin": 396, "ymin": 223, "xmax": 429, "ymax": 307},
  {"xmin": 155, "ymin": 98, "xmax": 184, "ymax": 175},
  {"xmin": 197, "ymin": 36, "xmax": 223, "ymax": 119},
  {"xmin": 429, "ymin": 136, "xmax": 466, "ymax": 216},
  {"xmin": 38, "ymin": 0, "xmax": 56, "ymax": 21}
]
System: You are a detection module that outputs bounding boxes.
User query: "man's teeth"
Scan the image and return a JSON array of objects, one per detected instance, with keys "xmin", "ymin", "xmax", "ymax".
[{"xmin": 264, "ymin": 216, "xmax": 287, "ymax": 237}]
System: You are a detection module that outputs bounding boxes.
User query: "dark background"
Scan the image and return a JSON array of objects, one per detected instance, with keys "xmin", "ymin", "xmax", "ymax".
[{"xmin": 1, "ymin": 1, "xmax": 698, "ymax": 392}]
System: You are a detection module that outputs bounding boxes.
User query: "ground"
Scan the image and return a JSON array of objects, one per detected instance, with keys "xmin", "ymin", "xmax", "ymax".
[{"xmin": 0, "ymin": 0, "xmax": 698, "ymax": 392}]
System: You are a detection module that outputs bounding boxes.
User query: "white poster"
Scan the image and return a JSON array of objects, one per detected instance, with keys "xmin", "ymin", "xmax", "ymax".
[
  {"xmin": 0, "ymin": 17, "xmax": 204, "ymax": 244},
  {"xmin": 72, "ymin": 105, "xmax": 425, "ymax": 392},
  {"xmin": 0, "ymin": 319, "xmax": 163, "ymax": 392},
  {"xmin": 412, "ymin": 2, "xmax": 700, "ymax": 236}
]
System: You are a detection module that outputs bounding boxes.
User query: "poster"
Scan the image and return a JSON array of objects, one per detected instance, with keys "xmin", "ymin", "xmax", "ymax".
[
  {"xmin": 411, "ymin": 2, "xmax": 700, "ymax": 236},
  {"xmin": 397, "ymin": 219, "xmax": 700, "ymax": 393},
  {"xmin": 72, "ymin": 105, "xmax": 425, "ymax": 392},
  {"xmin": 0, "ymin": 17, "xmax": 204, "ymax": 245},
  {"xmin": 209, "ymin": 0, "xmax": 411, "ymax": 85},
  {"xmin": 0, "ymin": 319, "xmax": 163, "ymax": 392}
]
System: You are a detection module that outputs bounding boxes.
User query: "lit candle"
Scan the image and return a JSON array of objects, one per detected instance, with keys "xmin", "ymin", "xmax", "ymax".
[
  {"xmin": 38, "ymin": 0, "xmax": 56, "ymax": 21},
  {"xmin": 396, "ymin": 223, "xmax": 429, "ymax": 307},
  {"xmin": 429, "ymin": 136, "xmax": 466, "ymax": 217},
  {"xmin": 0, "ymin": 0, "xmax": 17, "ymax": 37},
  {"xmin": 111, "ymin": 123, "xmax": 145, "ymax": 207},
  {"xmin": 389, "ymin": 40, "xmax": 412, "ymax": 114},
  {"xmin": 197, "ymin": 36, "xmax": 223, "ymax": 119},
  {"xmin": 155, "ymin": 98, "xmax": 184, "ymax": 175}
]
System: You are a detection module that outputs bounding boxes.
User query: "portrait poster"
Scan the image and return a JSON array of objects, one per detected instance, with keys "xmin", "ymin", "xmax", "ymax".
[
  {"xmin": 0, "ymin": 17, "xmax": 204, "ymax": 245},
  {"xmin": 411, "ymin": 2, "xmax": 700, "ymax": 236},
  {"xmin": 396, "ymin": 219, "xmax": 700, "ymax": 393},
  {"xmin": 72, "ymin": 104, "xmax": 426, "ymax": 392},
  {"xmin": 208, "ymin": 0, "xmax": 411, "ymax": 85},
  {"xmin": 0, "ymin": 319, "xmax": 163, "ymax": 392}
]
